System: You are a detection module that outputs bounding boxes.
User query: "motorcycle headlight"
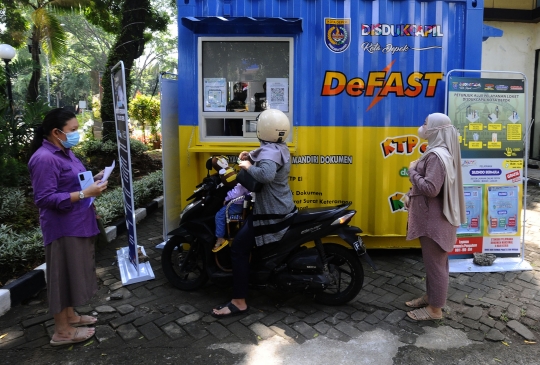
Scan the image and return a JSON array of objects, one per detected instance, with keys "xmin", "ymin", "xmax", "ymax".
[{"xmin": 180, "ymin": 200, "xmax": 202, "ymax": 220}]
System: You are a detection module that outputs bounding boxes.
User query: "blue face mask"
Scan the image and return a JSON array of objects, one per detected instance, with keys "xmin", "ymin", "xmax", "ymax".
[{"xmin": 57, "ymin": 129, "xmax": 80, "ymax": 148}]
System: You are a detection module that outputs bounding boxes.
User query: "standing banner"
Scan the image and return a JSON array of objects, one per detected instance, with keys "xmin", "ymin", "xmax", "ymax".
[
  {"xmin": 111, "ymin": 61, "xmax": 155, "ymax": 284},
  {"xmin": 446, "ymin": 69, "xmax": 532, "ymax": 273},
  {"xmin": 157, "ymin": 73, "xmax": 180, "ymax": 248}
]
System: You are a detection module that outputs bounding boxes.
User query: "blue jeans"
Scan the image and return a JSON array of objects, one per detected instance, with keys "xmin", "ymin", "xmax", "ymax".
[{"xmin": 215, "ymin": 203, "xmax": 243, "ymax": 238}]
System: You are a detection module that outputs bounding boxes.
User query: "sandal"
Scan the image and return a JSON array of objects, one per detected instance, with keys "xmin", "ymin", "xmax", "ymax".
[
  {"xmin": 69, "ymin": 314, "xmax": 97, "ymax": 327},
  {"xmin": 407, "ymin": 307, "xmax": 443, "ymax": 321},
  {"xmin": 405, "ymin": 296, "xmax": 428, "ymax": 308},
  {"xmin": 50, "ymin": 327, "xmax": 95, "ymax": 346},
  {"xmin": 211, "ymin": 301, "xmax": 249, "ymax": 318},
  {"xmin": 212, "ymin": 239, "xmax": 230, "ymax": 253}
]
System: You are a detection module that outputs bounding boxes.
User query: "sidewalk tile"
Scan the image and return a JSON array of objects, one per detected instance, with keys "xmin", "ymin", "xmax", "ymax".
[
  {"xmin": 207, "ymin": 322, "xmax": 231, "ymax": 340},
  {"xmin": 249, "ymin": 323, "xmax": 276, "ymax": 340},
  {"xmin": 183, "ymin": 322, "xmax": 208, "ymax": 339},
  {"xmin": 110, "ymin": 311, "xmax": 144, "ymax": 328},
  {"xmin": 139, "ymin": 322, "xmax": 163, "ymax": 340},
  {"xmin": 116, "ymin": 323, "xmax": 140, "ymax": 341}
]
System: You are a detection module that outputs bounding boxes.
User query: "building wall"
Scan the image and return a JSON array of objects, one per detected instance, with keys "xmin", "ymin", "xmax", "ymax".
[
  {"xmin": 482, "ymin": 21, "xmax": 540, "ymax": 160},
  {"xmin": 485, "ymin": 0, "xmax": 537, "ymax": 10}
]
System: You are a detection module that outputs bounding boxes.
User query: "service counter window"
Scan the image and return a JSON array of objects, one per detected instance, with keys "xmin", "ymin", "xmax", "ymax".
[{"xmin": 199, "ymin": 37, "xmax": 293, "ymax": 142}]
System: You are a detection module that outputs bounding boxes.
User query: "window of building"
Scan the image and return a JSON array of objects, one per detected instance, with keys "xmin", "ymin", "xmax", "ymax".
[{"xmin": 198, "ymin": 37, "xmax": 293, "ymax": 142}]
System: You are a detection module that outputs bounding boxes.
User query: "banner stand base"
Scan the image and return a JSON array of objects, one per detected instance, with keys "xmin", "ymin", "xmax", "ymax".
[
  {"xmin": 155, "ymin": 236, "xmax": 173, "ymax": 250},
  {"xmin": 449, "ymin": 257, "xmax": 533, "ymax": 273},
  {"xmin": 117, "ymin": 247, "xmax": 155, "ymax": 285},
  {"xmin": 155, "ymin": 241, "xmax": 166, "ymax": 250}
]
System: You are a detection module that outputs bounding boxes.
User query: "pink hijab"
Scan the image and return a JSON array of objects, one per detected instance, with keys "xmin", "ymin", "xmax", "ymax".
[{"xmin": 420, "ymin": 113, "xmax": 466, "ymax": 226}]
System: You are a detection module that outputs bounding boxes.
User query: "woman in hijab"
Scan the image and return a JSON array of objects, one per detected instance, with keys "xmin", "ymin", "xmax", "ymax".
[
  {"xmin": 403, "ymin": 112, "xmax": 466, "ymax": 321},
  {"xmin": 212, "ymin": 109, "xmax": 297, "ymax": 318}
]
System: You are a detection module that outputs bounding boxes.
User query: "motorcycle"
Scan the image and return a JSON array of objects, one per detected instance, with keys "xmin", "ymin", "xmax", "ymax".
[{"xmin": 161, "ymin": 163, "xmax": 377, "ymax": 306}]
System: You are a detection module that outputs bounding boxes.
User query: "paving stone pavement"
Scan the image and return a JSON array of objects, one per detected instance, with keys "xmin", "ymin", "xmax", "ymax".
[{"xmin": 1, "ymin": 183, "xmax": 540, "ymax": 355}]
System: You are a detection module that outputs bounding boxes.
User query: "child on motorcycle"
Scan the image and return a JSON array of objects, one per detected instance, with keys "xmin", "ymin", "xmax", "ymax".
[{"xmin": 212, "ymin": 182, "xmax": 250, "ymax": 252}]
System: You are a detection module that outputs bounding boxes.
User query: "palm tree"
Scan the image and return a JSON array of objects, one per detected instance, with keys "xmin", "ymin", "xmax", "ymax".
[{"xmin": 23, "ymin": 0, "xmax": 89, "ymax": 103}]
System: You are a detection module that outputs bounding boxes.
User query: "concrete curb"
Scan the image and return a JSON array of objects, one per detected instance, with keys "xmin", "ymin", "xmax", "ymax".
[{"xmin": 0, "ymin": 196, "xmax": 164, "ymax": 317}]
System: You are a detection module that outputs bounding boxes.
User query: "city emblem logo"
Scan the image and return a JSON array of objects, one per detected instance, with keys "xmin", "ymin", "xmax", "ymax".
[{"xmin": 325, "ymin": 18, "xmax": 351, "ymax": 53}]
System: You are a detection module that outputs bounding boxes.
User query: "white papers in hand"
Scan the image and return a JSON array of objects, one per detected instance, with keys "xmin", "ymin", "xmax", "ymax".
[{"xmin": 99, "ymin": 160, "xmax": 115, "ymax": 184}]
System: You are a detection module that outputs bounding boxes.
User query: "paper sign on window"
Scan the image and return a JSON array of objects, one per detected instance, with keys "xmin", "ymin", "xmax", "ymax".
[
  {"xmin": 266, "ymin": 78, "xmax": 289, "ymax": 112},
  {"xmin": 204, "ymin": 78, "xmax": 226, "ymax": 111}
]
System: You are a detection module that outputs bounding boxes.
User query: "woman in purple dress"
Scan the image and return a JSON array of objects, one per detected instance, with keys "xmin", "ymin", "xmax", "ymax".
[
  {"xmin": 403, "ymin": 113, "xmax": 466, "ymax": 321},
  {"xmin": 28, "ymin": 108, "xmax": 108, "ymax": 346}
]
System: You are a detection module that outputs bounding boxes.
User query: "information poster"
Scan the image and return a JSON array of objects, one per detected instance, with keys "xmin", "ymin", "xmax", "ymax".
[
  {"xmin": 452, "ymin": 237, "xmax": 483, "ymax": 255},
  {"xmin": 447, "ymin": 77, "xmax": 525, "ymax": 159},
  {"xmin": 487, "ymin": 185, "xmax": 519, "ymax": 235},
  {"xmin": 203, "ymin": 78, "xmax": 226, "ymax": 111},
  {"xmin": 447, "ymin": 76, "xmax": 524, "ymax": 256},
  {"xmin": 461, "ymin": 158, "xmax": 523, "ymax": 185},
  {"xmin": 458, "ymin": 185, "xmax": 483, "ymax": 235},
  {"xmin": 483, "ymin": 236, "xmax": 521, "ymax": 254},
  {"xmin": 266, "ymin": 78, "xmax": 289, "ymax": 112}
]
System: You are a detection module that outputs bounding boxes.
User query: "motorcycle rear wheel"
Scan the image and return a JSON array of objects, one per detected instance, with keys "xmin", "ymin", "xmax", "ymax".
[
  {"xmin": 161, "ymin": 235, "xmax": 208, "ymax": 291},
  {"xmin": 313, "ymin": 243, "xmax": 364, "ymax": 305}
]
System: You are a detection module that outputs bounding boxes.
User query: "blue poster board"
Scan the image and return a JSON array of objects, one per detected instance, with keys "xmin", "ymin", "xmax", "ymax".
[{"xmin": 111, "ymin": 61, "xmax": 155, "ymax": 284}]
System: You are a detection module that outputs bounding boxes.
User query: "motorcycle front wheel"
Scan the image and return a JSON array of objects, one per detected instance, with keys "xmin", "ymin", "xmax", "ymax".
[
  {"xmin": 161, "ymin": 235, "xmax": 208, "ymax": 291},
  {"xmin": 313, "ymin": 243, "xmax": 364, "ymax": 305}
]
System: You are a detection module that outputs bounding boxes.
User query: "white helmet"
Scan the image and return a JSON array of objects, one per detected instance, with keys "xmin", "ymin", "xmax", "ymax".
[{"xmin": 256, "ymin": 109, "xmax": 290, "ymax": 143}]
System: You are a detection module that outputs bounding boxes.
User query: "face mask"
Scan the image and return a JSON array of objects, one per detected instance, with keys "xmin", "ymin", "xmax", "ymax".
[
  {"xmin": 418, "ymin": 125, "xmax": 429, "ymax": 140},
  {"xmin": 57, "ymin": 129, "xmax": 80, "ymax": 148}
]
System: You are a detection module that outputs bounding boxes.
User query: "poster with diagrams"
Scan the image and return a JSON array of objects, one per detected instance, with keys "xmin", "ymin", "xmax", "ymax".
[
  {"xmin": 447, "ymin": 76, "xmax": 525, "ymax": 257},
  {"xmin": 203, "ymin": 78, "xmax": 226, "ymax": 111},
  {"xmin": 487, "ymin": 185, "xmax": 519, "ymax": 235},
  {"xmin": 457, "ymin": 185, "xmax": 483, "ymax": 235},
  {"xmin": 447, "ymin": 77, "xmax": 525, "ymax": 159}
]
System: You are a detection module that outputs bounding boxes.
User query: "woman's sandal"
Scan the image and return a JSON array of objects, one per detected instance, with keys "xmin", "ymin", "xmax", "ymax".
[
  {"xmin": 407, "ymin": 307, "xmax": 443, "ymax": 321},
  {"xmin": 50, "ymin": 327, "xmax": 95, "ymax": 346},
  {"xmin": 212, "ymin": 239, "xmax": 230, "ymax": 253},
  {"xmin": 211, "ymin": 301, "xmax": 249, "ymax": 318},
  {"xmin": 69, "ymin": 315, "xmax": 98, "ymax": 327},
  {"xmin": 405, "ymin": 296, "xmax": 428, "ymax": 308}
]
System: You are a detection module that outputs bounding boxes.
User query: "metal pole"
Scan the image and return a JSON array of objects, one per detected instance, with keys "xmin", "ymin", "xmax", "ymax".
[
  {"xmin": 3, "ymin": 58, "xmax": 13, "ymax": 112},
  {"xmin": 45, "ymin": 55, "xmax": 51, "ymax": 106}
]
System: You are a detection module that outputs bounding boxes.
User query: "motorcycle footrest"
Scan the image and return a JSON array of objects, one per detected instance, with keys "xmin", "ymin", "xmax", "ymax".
[{"xmin": 210, "ymin": 271, "xmax": 233, "ymax": 279}]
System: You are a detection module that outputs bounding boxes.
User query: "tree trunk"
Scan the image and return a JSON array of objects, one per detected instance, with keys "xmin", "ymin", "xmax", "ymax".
[
  {"xmin": 26, "ymin": 29, "xmax": 41, "ymax": 103},
  {"xmin": 100, "ymin": 0, "xmax": 149, "ymax": 142}
]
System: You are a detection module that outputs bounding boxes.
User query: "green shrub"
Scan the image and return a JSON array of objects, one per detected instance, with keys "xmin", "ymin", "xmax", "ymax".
[
  {"xmin": 129, "ymin": 138, "xmax": 149, "ymax": 157},
  {"xmin": 72, "ymin": 138, "xmax": 148, "ymax": 160},
  {"xmin": 0, "ymin": 156, "xmax": 29, "ymax": 187},
  {"xmin": 0, "ymin": 187, "xmax": 25, "ymax": 220},
  {"xmin": 0, "ymin": 225, "xmax": 44, "ymax": 283},
  {"xmin": 129, "ymin": 94, "xmax": 161, "ymax": 144},
  {"xmin": 73, "ymin": 139, "xmax": 118, "ymax": 159},
  {"xmin": 0, "ymin": 195, "xmax": 40, "ymax": 232}
]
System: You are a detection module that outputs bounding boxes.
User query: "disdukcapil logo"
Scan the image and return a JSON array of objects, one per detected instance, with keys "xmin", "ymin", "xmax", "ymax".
[{"xmin": 325, "ymin": 18, "xmax": 351, "ymax": 53}]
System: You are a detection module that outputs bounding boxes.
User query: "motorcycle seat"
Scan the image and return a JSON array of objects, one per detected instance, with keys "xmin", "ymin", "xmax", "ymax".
[{"xmin": 293, "ymin": 204, "xmax": 349, "ymax": 224}]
